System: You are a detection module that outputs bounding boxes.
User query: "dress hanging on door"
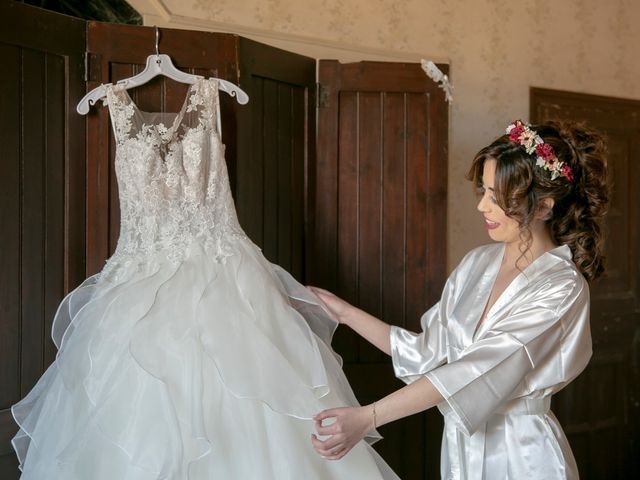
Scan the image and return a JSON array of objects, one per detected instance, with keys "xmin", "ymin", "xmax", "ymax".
[{"xmin": 12, "ymin": 78, "xmax": 399, "ymax": 480}]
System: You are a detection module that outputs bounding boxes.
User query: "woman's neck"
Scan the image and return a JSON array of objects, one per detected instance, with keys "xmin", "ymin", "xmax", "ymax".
[{"xmin": 503, "ymin": 223, "xmax": 557, "ymax": 269}]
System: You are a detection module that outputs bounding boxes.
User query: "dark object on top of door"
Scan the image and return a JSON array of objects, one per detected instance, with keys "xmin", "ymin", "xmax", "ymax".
[{"xmin": 16, "ymin": 0, "xmax": 142, "ymax": 24}]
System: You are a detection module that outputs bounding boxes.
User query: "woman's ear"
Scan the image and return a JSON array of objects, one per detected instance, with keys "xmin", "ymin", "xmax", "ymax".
[{"xmin": 537, "ymin": 197, "xmax": 555, "ymax": 221}]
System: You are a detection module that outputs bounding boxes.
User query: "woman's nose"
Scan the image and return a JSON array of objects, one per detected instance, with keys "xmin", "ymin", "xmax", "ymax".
[{"xmin": 477, "ymin": 195, "xmax": 489, "ymax": 212}]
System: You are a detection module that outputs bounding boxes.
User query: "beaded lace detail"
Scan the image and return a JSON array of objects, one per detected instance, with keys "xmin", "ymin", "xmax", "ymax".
[{"xmin": 100, "ymin": 79, "xmax": 247, "ymax": 283}]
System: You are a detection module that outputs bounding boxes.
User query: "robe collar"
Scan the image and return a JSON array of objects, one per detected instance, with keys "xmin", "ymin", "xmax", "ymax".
[{"xmin": 472, "ymin": 243, "xmax": 572, "ymax": 341}]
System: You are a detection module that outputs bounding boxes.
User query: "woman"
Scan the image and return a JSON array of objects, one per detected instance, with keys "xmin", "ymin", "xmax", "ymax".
[{"xmin": 309, "ymin": 120, "xmax": 609, "ymax": 479}]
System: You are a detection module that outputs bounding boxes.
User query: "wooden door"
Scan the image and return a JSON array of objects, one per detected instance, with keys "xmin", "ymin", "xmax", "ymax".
[
  {"xmin": 531, "ymin": 87, "xmax": 640, "ymax": 480},
  {"xmin": 313, "ymin": 60, "xmax": 449, "ymax": 479},
  {"xmin": 0, "ymin": 1, "xmax": 86, "ymax": 478},
  {"xmin": 236, "ymin": 38, "xmax": 315, "ymax": 281}
]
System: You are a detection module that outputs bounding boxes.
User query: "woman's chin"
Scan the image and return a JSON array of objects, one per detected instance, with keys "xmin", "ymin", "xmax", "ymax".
[{"xmin": 486, "ymin": 229, "xmax": 501, "ymax": 242}]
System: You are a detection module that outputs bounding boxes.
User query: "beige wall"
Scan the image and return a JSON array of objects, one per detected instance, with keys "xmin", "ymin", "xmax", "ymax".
[{"xmin": 129, "ymin": 0, "xmax": 640, "ymax": 271}]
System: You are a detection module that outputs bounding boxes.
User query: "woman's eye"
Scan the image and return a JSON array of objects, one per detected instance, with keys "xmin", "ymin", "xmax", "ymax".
[{"xmin": 477, "ymin": 185, "xmax": 497, "ymax": 204}]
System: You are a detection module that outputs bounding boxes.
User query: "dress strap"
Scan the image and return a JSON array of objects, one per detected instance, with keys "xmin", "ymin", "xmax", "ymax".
[
  {"xmin": 188, "ymin": 78, "xmax": 222, "ymax": 138},
  {"xmin": 103, "ymin": 84, "xmax": 135, "ymax": 145},
  {"xmin": 211, "ymin": 79, "xmax": 222, "ymax": 137}
]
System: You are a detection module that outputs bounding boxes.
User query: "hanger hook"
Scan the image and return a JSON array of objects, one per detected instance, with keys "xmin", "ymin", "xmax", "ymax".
[{"xmin": 155, "ymin": 26, "xmax": 160, "ymax": 57}]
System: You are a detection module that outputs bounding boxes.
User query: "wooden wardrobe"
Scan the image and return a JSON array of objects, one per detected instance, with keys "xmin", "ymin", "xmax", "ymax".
[{"xmin": 0, "ymin": 1, "xmax": 449, "ymax": 478}]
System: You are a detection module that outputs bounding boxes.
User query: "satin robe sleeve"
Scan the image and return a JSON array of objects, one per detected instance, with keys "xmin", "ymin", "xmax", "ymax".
[
  {"xmin": 425, "ymin": 269, "xmax": 591, "ymax": 436},
  {"xmin": 389, "ymin": 275, "xmax": 454, "ymax": 382}
]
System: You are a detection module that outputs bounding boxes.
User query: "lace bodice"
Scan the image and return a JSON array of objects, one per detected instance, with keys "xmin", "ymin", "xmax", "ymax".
[{"xmin": 100, "ymin": 78, "xmax": 247, "ymax": 283}]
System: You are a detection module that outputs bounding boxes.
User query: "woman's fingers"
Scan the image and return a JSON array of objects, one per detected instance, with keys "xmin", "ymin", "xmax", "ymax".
[
  {"xmin": 311, "ymin": 433, "xmax": 343, "ymax": 452},
  {"xmin": 311, "ymin": 407, "xmax": 366, "ymax": 461},
  {"xmin": 314, "ymin": 414, "xmax": 342, "ymax": 435},
  {"xmin": 307, "ymin": 286, "xmax": 342, "ymax": 307},
  {"xmin": 307, "ymin": 286, "xmax": 333, "ymax": 297},
  {"xmin": 311, "ymin": 434, "xmax": 351, "ymax": 460},
  {"xmin": 314, "ymin": 408, "xmax": 352, "ymax": 434},
  {"xmin": 311, "ymin": 434, "xmax": 348, "ymax": 459},
  {"xmin": 313, "ymin": 408, "xmax": 342, "ymax": 425},
  {"xmin": 323, "ymin": 447, "xmax": 347, "ymax": 460},
  {"xmin": 306, "ymin": 287, "xmax": 343, "ymax": 322}
]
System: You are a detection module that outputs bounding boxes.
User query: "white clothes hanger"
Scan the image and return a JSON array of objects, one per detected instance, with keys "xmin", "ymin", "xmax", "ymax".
[{"xmin": 76, "ymin": 26, "xmax": 249, "ymax": 115}]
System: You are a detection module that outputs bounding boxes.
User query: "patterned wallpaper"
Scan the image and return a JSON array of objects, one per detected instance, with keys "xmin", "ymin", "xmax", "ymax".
[{"xmin": 131, "ymin": 0, "xmax": 640, "ymax": 269}]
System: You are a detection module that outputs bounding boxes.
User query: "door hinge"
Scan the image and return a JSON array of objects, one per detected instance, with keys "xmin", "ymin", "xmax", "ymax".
[
  {"xmin": 84, "ymin": 52, "xmax": 102, "ymax": 83},
  {"xmin": 316, "ymin": 83, "xmax": 330, "ymax": 108},
  {"xmin": 83, "ymin": 52, "xmax": 88, "ymax": 82}
]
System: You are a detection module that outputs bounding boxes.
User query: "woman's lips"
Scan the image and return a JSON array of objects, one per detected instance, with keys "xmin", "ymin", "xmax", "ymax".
[{"xmin": 484, "ymin": 219, "xmax": 500, "ymax": 230}]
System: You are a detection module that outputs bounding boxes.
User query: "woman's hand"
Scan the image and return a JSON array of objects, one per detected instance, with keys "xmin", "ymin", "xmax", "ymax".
[
  {"xmin": 310, "ymin": 405, "xmax": 374, "ymax": 460},
  {"xmin": 307, "ymin": 287, "xmax": 354, "ymax": 324}
]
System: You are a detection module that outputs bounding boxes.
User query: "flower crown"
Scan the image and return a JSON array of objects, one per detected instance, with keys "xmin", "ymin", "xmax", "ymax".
[{"xmin": 505, "ymin": 120, "xmax": 574, "ymax": 182}]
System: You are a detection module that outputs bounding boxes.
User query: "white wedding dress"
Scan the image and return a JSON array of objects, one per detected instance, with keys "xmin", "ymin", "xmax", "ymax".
[{"xmin": 12, "ymin": 78, "xmax": 399, "ymax": 480}]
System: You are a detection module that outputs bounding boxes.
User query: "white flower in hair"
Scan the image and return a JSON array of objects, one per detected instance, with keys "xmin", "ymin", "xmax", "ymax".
[{"xmin": 520, "ymin": 129, "xmax": 538, "ymax": 153}]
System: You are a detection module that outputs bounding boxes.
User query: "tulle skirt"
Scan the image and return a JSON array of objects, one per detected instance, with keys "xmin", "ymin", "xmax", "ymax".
[{"xmin": 12, "ymin": 239, "xmax": 399, "ymax": 479}]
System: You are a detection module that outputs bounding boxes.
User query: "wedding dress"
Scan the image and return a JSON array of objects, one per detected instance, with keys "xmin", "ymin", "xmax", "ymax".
[{"xmin": 12, "ymin": 78, "xmax": 399, "ymax": 480}]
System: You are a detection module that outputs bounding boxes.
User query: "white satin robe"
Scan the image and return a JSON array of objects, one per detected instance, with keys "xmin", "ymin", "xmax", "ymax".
[{"xmin": 390, "ymin": 243, "xmax": 591, "ymax": 480}]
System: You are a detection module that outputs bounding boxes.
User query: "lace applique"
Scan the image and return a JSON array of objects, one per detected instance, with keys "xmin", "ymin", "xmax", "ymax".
[
  {"xmin": 105, "ymin": 86, "xmax": 135, "ymax": 142},
  {"xmin": 186, "ymin": 89, "xmax": 205, "ymax": 113},
  {"xmin": 155, "ymin": 123, "xmax": 173, "ymax": 143},
  {"xmin": 99, "ymin": 79, "xmax": 247, "ymax": 285}
]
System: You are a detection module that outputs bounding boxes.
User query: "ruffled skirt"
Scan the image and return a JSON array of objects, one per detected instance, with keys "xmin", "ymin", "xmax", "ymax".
[{"xmin": 12, "ymin": 239, "xmax": 399, "ymax": 479}]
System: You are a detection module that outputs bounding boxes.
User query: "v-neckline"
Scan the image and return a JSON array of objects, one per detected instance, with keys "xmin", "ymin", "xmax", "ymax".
[
  {"xmin": 119, "ymin": 79, "xmax": 202, "ymax": 144},
  {"xmin": 472, "ymin": 243, "xmax": 565, "ymax": 340}
]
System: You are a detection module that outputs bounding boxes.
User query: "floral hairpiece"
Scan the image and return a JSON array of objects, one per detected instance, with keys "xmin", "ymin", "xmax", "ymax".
[{"xmin": 505, "ymin": 120, "xmax": 574, "ymax": 182}]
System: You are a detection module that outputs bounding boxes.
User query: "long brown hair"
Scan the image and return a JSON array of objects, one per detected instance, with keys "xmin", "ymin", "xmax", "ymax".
[{"xmin": 467, "ymin": 121, "xmax": 609, "ymax": 282}]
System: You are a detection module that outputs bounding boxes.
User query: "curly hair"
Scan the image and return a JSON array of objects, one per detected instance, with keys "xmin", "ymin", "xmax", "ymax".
[{"xmin": 467, "ymin": 121, "xmax": 610, "ymax": 282}]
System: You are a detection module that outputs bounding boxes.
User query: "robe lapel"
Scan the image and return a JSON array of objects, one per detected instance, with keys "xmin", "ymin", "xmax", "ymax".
[
  {"xmin": 454, "ymin": 244, "xmax": 505, "ymax": 348},
  {"xmin": 473, "ymin": 245, "xmax": 570, "ymax": 341}
]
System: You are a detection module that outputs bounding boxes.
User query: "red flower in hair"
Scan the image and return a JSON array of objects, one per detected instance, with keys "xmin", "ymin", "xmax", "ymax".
[
  {"xmin": 508, "ymin": 122, "xmax": 526, "ymax": 143},
  {"xmin": 505, "ymin": 120, "xmax": 574, "ymax": 182},
  {"xmin": 535, "ymin": 143, "xmax": 555, "ymax": 161}
]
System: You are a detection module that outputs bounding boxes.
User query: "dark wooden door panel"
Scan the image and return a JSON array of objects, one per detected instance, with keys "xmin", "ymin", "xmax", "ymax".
[
  {"xmin": 314, "ymin": 60, "xmax": 448, "ymax": 479},
  {"xmin": 532, "ymin": 87, "xmax": 640, "ymax": 480},
  {"xmin": 236, "ymin": 38, "xmax": 315, "ymax": 281},
  {"xmin": 0, "ymin": 2, "xmax": 86, "ymax": 478}
]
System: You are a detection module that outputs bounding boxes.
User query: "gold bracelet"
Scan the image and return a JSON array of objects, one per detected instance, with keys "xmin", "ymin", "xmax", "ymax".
[{"xmin": 372, "ymin": 402, "xmax": 377, "ymax": 429}]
